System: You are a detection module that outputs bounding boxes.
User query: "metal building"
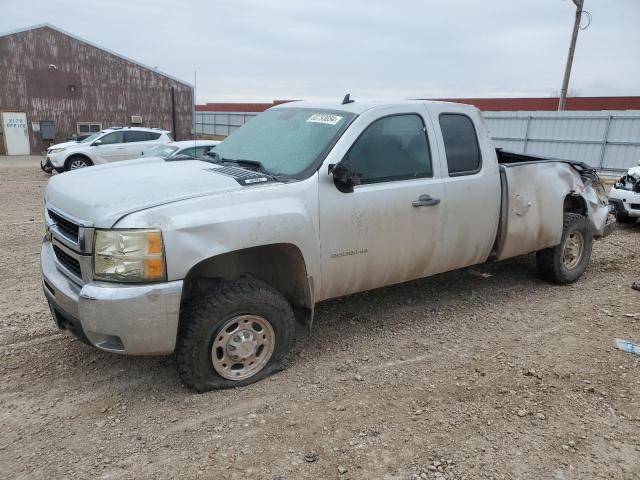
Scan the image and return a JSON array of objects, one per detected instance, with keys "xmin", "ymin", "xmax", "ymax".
[{"xmin": 0, "ymin": 24, "xmax": 193, "ymax": 155}]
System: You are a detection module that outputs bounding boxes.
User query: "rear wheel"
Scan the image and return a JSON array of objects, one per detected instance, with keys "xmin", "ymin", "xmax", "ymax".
[
  {"xmin": 65, "ymin": 156, "xmax": 92, "ymax": 171},
  {"xmin": 536, "ymin": 213, "xmax": 593, "ymax": 285},
  {"xmin": 176, "ymin": 278, "xmax": 297, "ymax": 392}
]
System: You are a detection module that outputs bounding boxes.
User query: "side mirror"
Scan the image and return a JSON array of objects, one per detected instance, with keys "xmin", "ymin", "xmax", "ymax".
[
  {"xmin": 92, "ymin": 140, "xmax": 102, "ymax": 146},
  {"xmin": 329, "ymin": 162, "xmax": 360, "ymax": 193}
]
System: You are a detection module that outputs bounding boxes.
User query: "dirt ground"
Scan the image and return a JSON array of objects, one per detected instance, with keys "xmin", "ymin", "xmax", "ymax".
[{"xmin": 1, "ymin": 157, "xmax": 639, "ymax": 480}]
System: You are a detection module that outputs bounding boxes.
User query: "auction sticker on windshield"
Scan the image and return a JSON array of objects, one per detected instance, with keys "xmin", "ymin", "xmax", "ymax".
[{"xmin": 306, "ymin": 113, "xmax": 343, "ymax": 125}]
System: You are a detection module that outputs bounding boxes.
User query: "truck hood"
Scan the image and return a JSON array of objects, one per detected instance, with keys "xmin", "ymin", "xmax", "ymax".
[{"xmin": 44, "ymin": 158, "xmax": 245, "ymax": 227}]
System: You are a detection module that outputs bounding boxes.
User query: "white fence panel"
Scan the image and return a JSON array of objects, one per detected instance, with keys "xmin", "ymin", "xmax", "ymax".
[{"xmin": 485, "ymin": 110, "xmax": 640, "ymax": 174}]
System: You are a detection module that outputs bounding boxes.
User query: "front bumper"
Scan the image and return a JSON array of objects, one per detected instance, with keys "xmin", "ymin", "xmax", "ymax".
[
  {"xmin": 41, "ymin": 157, "xmax": 65, "ymax": 173},
  {"xmin": 608, "ymin": 188, "xmax": 640, "ymax": 218},
  {"xmin": 41, "ymin": 239, "xmax": 183, "ymax": 355}
]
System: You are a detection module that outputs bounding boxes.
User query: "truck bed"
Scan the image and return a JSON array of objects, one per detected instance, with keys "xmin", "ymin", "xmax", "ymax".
[
  {"xmin": 491, "ymin": 149, "xmax": 608, "ymax": 262},
  {"xmin": 496, "ymin": 149, "xmax": 596, "ymax": 174}
]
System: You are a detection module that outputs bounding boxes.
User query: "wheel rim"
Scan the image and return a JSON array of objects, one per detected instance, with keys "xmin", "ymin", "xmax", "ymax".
[
  {"xmin": 69, "ymin": 159, "xmax": 88, "ymax": 170},
  {"xmin": 211, "ymin": 314, "xmax": 276, "ymax": 381},
  {"xmin": 562, "ymin": 231, "xmax": 584, "ymax": 270}
]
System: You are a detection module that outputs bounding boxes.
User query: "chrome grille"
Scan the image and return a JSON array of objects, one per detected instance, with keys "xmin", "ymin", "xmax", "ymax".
[
  {"xmin": 48, "ymin": 209, "xmax": 80, "ymax": 242},
  {"xmin": 45, "ymin": 205, "xmax": 94, "ymax": 284},
  {"xmin": 52, "ymin": 245, "xmax": 82, "ymax": 279}
]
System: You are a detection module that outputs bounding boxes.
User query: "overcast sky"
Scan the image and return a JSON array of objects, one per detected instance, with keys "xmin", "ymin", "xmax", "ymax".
[{"xmin": 1, "ymin": 0, "xmax": 638, "ymax": 103}]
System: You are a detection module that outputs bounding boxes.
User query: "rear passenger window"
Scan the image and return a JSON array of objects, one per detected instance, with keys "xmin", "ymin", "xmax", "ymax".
[
  {"xmin": 343, "ymin": 114, "xmax": 432, "ymax": 184},
  {"xmin": 125, "ymin": 131, "xmax": 154, "ymax": 143},
  {"xmin": 439, "ymin": 114, "xmax": 482, "ymax": 176}
]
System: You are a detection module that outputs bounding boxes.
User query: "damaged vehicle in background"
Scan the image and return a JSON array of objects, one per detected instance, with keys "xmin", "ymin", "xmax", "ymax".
[
  {"xmin": 608, "ymin": 160, "xmax": 640, "ymax": 224},
  {"xmin": 40, "ymin": 98, "xmax": 614, "ymax": 392},
  {"xmin": 41, "ymin": 127, "xmax": 173, "ymax": 173}
]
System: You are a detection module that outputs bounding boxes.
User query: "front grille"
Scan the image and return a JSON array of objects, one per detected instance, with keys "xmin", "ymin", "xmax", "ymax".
[
  {"xmin": 48, "ymin": 210, "xmax": 80, "ymax": 242},
  {"xmin": 53, "ymin": 245, "xmax": 82, "ymax": 278}
]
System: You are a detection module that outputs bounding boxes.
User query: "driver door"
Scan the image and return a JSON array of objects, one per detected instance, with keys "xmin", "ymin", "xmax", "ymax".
[{"xmin": 317, "ymin": 107, "xmax": 447, "ymax": 301}]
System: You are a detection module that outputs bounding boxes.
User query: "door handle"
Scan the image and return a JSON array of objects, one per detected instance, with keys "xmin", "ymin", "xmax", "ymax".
[{"xmin": 412, "ymin": 194, "xmax": 440, "ymax": 207}]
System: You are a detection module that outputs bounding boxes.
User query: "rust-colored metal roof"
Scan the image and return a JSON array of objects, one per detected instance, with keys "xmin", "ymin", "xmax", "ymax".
[
  {"xmin": 439, "ymin": 96, "xmax": 640, "ymax": 111},
  {"xmin": 196, "ymin": 97, "xmax": 640, "ymax": 113},
  {"xmin": 196, "ymin": 100, "xmax": 293, "ymax": 112}
]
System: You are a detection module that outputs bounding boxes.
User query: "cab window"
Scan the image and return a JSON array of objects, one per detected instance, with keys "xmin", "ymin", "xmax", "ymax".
[
  {"xmin": 439, "ymin": 114, "xmax": 482, "ymax": 176},
  {"xmin": 125, "ymin": 131, "xmax": 154, "ymax": 143},
  {"xmin": 342, "ymin": 114, "xmax": 432, "ymax": 184}
]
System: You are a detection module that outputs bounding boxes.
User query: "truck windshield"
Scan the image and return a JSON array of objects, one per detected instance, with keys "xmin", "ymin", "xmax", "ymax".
[{"xmin": 213, "ymin": 108, "xmax": 356, "ymax": 179}]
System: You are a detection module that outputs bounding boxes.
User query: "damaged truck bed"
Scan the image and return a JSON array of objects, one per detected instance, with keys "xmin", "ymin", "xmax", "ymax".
[{"xmin": 493, "ymin": 149, "xmax": 613, "ymax": 261}]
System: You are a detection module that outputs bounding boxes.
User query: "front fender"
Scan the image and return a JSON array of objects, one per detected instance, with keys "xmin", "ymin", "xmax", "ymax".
[{"xmin": 116, "ymin": 176, "xmax": 321, "ymax": 285}]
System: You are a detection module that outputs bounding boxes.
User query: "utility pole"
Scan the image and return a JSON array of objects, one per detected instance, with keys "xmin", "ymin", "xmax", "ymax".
[{"xmin": 558, "ymin": 0, "xmax": 584, "ymax": 111}]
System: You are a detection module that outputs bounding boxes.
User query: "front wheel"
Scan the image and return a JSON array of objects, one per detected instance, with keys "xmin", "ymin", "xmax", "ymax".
[
  {"xmin": 176, "ymin": 278, "xmax": 297, "ymax": 392},
  {"xmin": 536, "ymin": 213, "xmax": 593, "ymax": 285},
  {"xmin": 65, "ymin": 156, "xmax": 92, "ymax": 171}
]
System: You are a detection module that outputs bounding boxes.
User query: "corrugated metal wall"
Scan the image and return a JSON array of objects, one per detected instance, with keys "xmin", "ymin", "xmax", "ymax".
[
  {"xmin": 484, "ymin": 111, "xmax": 640, "ymax": 174},
  {"xmin": 195, "ymin": 111, "xmax": 257, "ymax": 136},
  {"xmin": 196, "ymin": 109, "xmax": 640, "ymax": 174}
]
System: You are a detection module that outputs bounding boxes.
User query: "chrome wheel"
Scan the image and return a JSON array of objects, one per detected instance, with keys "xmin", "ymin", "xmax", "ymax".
[
  {"xmin": 211, "ymin": 315, "xmax": 275, "ymax": 380},
  {"xmin": 69, "ymin": 159, "xmax": 88, "ymax": 170},
  {"xmin": 562, "ymin": 231, "xmax": 584, "ymax": 270}
]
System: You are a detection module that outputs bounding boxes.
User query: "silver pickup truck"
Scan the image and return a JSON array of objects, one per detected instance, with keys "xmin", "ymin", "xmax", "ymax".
[{"xmin": 41, "ymin": 99, "xmax": 614, "ymax": 391}]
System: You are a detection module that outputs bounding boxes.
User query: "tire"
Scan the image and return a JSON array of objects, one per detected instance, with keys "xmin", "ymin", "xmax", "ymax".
[
  {"xmin": 536, "ymin": 213, "xmax": 593, "ymax": 285},
  {"xmin": 176, "ymin": 278, "xmax": 297, "ymax": 392},
  {"xmin": 65, "ymin": 156, "xmax": 92, "ymax": 171},
  {"xmin": 615, "ymin": 212, "xmax": 637, "ymax": 225}
]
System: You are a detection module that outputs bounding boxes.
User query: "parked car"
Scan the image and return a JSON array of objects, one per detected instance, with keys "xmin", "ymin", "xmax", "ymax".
[
  {"xmin": 608, "ymin": 160, "xmax": 640, "ymax": 224},
  {"xmin": 42, "ymin": 127, "xmax": 173, "ymax": 172},
  {"xmin": 40, "ymin": 99, "xmax": 614, "ymax": 392},
  {"xmin": 149, "ymin": 140, "xmax": 220, "ymax": 160}
]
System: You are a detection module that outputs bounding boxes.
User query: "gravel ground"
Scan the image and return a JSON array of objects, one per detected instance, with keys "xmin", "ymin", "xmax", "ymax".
[{"xmin": 1, "ymin": 157, "xmax": 639, "ymax": 480}]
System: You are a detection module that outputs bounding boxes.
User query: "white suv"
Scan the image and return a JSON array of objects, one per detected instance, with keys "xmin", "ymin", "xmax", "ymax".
[{"xmin": 43, "ymin": 127, "xmax": 173, "ymax": 172}]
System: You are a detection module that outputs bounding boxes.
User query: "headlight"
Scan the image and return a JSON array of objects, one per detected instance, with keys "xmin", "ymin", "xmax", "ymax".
[
  {"xmin": 94, "ymin": 229, "xmax": 166, "ymax": 282},
  {"xmin": 48, "ymin": 147, "xmax": 66, "ymax": 154}
]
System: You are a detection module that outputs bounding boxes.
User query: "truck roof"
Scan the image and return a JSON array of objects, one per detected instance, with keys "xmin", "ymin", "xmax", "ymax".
[{"xmin": 272, "ymin": 99, "xmax": 476, "ymax": 115}]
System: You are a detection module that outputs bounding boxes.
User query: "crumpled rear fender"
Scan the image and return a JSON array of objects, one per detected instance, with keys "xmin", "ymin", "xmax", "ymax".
[{"xmin": 495, "ymin": 162, "xmax": 610, "ymax": 261}]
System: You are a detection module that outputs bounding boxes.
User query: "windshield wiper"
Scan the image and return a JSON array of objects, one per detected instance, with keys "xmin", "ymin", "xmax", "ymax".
[
  {"xmin": 199, "ymin": 150, "xmax": 280, "ymax": 182},
  {"xmin": 221, "ymin": 158, "xmax": 267, "ymax": 172},
  {"xmin": 205, "ymin": 151, "xmax": 277, "ymax": 177}
]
